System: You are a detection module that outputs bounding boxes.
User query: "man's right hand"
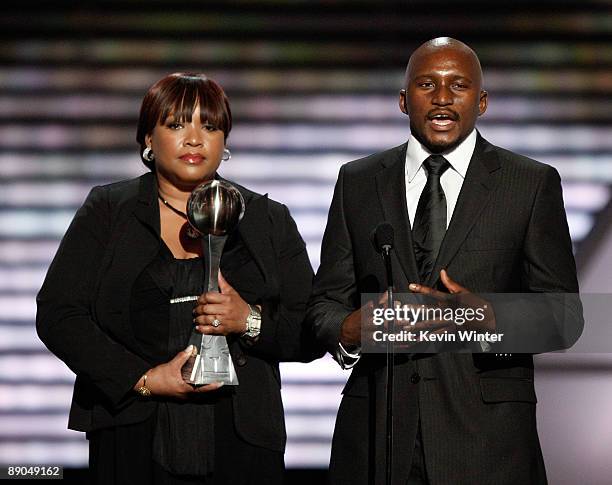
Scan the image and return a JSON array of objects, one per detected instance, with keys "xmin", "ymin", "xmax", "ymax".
[
  {"xmin": 133, "ymin": 345, "xmax": 223, "ymax": 399},
  {"xmin": 340, "ymin": 293, "xmax": 389, "ymax": 347},
  {"xmin": 339, "ymin": 305, "xmax": 367, "ymax": 347}
]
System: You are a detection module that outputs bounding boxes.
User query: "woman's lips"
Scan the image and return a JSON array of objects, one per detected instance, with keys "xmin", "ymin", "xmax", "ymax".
[{"xmin": 179, "ymin": 154, "xmax": 204, "ymax": 164}]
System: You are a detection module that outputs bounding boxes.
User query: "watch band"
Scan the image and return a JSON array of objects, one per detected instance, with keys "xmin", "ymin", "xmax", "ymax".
[
  {"xmin": 242, "ymin": 304, "xmax": 262, "ymax": 339},
  {"xmin": 137, "ymin": 373, "xmax": 151, "ymax": 397}
]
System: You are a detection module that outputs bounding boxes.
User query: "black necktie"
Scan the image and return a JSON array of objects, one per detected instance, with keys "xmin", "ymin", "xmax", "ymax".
[{"xmin": 412, "ymin": 155, "xmax": 450, "ymax": 282}]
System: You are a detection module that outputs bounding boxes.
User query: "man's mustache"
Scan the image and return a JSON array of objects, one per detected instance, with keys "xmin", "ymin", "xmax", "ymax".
[{"xmin": 427, "ymin": 109, "xmax": 460, "ymax": 121}]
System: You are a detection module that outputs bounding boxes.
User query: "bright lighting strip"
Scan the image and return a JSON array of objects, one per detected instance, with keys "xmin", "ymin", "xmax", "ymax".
[{"xmin": 3, "ymin": 95, "xmax": 611, "ymax": 122}]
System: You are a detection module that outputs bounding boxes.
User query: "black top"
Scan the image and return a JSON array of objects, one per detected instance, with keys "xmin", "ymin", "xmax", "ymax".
[
  {"xmin": 131, "ymin": 243, "xmax": 203, "ymax": 365},
  {"xmin": 131, "ymin": 243, "xmax": 215, "ymax": 476}
]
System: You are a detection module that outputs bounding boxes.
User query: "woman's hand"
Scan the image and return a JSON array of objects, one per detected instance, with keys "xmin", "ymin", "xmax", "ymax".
[
  {"xmin": 135, "ymin": 346, "xmax": 223, "ymax": 399},
  {"xmin": 193, "ymin": 272, "xmax": 250, "ymax": 336}
]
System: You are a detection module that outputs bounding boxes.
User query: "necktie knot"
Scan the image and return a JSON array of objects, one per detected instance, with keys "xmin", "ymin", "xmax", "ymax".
[{"xmin": 423, "ymin": 155, "xmax": 450, "ymax": 177}]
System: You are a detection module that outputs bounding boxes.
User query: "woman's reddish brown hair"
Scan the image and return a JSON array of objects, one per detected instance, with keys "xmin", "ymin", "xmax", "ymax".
[{"xmin": 136, "ymin": 73, "xmax": 232, "ymax": 170}]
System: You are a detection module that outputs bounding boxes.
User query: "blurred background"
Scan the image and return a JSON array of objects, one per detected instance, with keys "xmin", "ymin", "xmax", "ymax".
[{"xmin": 0, "ymin": 1, "xmax": 611, "ymax": 483}]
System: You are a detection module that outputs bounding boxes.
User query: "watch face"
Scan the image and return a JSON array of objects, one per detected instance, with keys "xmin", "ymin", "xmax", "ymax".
[{"xmin": 242, "ymin": 305, "xmax": 261, "ymax": 339}]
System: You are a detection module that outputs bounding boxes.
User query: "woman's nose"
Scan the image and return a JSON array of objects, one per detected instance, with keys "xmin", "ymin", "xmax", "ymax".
[{"xmin": 184, "ymin": 125, "xmax": 203, "ymax": 147}]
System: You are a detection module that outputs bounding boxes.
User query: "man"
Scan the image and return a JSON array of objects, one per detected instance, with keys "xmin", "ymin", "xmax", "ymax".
[{"xmin": 308, "ymin": 37, "xmax": 578, "ymax": 484}]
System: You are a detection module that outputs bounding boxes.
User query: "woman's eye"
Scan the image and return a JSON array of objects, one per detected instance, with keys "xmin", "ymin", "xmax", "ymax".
[
  {"xmin": 167, "ymin": 122, "xmax": 183, "ymax": 129},
  {"xmin": 203, "ymin": 124, "xmax": 217, "ymax": 132}
]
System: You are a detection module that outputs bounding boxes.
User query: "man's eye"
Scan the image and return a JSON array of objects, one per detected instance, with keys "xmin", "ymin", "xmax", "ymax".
[
  {"xmin": 419, "ymin": 82, "xmax": 434, "ymax": 88},
  {"xmin": 453, "ymin": 83, "xmax": 468, "ymax": 89}
]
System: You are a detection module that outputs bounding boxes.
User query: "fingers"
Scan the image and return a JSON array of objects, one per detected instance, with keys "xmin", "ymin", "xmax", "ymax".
[
  {"xmin": 440, "ymin": 269, "xmax": 466, "ymax": 294},
  {"xmin": 408, "ymin": 270, "xmax": 469, "ymax": 297},
  {"xmin": 172, "ymin": 345, "xmax": 197, "ymax": 366},
  {"xmin": 193, "ymin": 314, "xmax": 216, "ymax": 326},
  {"xmin": 193, "ymin": 310, "xmax": 230, "ymax": 330},
  {"xmin": 146, "ymin": 350, "xmax": 200, "ymax": 399},
  {"xmin": 408, "ymin": 282, "xmax": 446, "ymax": 299},
  {"xmin": 193, "ymin": 382, "xmax": 225, "ymax": 393},
  {"xmin": 218, "ymin": 271, "xmax": 236, "ymax": 294},
  {"xmin": 196, "ymin": 324, "xmax": 226, "ymax": 335},
  {"xmin": 193, "ymin": 302, "xmax": 226, "ymax": 317},
  {"xmin": 198, "ymin": 292, "xmax": 229, "ymax": 305},
  {"xmin": 192, "ymin": 299, "xmax": 228, "ymax": 332}
]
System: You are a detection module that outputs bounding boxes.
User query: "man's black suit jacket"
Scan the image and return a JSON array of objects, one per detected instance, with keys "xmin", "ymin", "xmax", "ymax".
[
  {"xmin": 37, "ymin": 172, "xmax": 317, "ymax": 453},
  {"xmin": 308, "ymin": 134, "xmax": 579, "ymax": 484}
]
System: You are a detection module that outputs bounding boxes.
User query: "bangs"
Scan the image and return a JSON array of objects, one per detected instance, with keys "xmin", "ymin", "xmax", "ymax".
[
  {"xmin": 159, "ymin": 80, "xmax": 228, "ymax": 133},
  {"xmin": 139, "ymin": 73, "xmax": 231, "ymax": 142}
]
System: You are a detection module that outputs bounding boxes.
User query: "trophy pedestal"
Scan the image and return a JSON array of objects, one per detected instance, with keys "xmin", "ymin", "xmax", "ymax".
[{"xmin": 182, "ymin": 333, "xmax": 238, "ymax": 385}]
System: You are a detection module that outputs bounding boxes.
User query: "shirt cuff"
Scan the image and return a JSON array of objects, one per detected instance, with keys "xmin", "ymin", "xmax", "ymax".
[
  {"xmin": 336, "ymin": 342, "xmax": 362, "ymax": 369},
  {"xmin": 479, "ymin": 341, "xmax": 492, "ymax": 352}
]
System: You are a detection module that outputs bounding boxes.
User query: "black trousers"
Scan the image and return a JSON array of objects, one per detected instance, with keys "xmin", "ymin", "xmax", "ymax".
[
  {"xmin": 88, "ymin": 396, "xmax": 284, "ymax": 485},
  {"xmin": 406, "ymin": 423, "xmax": 429, "ymax": 485}
]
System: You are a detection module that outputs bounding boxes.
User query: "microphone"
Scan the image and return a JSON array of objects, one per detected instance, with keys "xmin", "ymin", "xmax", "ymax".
[
  {"xmin": 373, "ymin": 222, "xmax": 394, "ymax": 253},
  {"xmin": 372, "ymin": 222, "xmax": 395, "ymax": 485},
  {"xmin": 373, "ymin": 222, "xmax": 394, "ymax": 290}
]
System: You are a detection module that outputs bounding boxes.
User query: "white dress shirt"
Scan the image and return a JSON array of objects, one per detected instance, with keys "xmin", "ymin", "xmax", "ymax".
[
  {"xmin": 405, "ymin": 129, "xmax": 476, "ymax": 228},
  {"xmin": 337, "ymin": 130, "xmax": 478, "ymax": 368}
]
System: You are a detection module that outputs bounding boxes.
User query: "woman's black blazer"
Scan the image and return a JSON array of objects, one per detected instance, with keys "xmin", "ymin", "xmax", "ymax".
[{"xmin": 36, "ymin": 172, "xmax": 319, "ymax": 452}]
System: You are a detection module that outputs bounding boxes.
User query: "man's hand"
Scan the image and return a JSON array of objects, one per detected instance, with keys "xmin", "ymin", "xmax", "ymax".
[
  {"xmin": 408, "ymin": 269, "xmax": 496, "ymax": 333},
  {"xmin": 340, "ymin": 293, "xmax": 388, "ymax": 347},
  {"xmin": 339, "ymin": 305, "xmax": 366, "ymax": 347}
]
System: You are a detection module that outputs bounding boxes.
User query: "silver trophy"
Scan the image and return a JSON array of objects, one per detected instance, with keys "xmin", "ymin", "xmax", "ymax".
[{"xmin": 181, "ymin": 180, "xmax": 245, "ymax": 386}]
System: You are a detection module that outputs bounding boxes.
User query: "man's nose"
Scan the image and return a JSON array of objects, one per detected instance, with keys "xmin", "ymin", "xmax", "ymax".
[{"xmin": 432, "ymin": 85, "xmax": 453, "ymax": 106}]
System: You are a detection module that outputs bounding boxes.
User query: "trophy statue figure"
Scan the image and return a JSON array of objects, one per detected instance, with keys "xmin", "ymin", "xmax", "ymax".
[{"xmin": 181, "ymin": 179, "xmax": 245, "ymax": 386}]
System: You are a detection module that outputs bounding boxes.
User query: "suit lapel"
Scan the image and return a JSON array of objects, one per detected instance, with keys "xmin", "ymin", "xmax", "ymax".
[
  {"xmin": 133, "ymin": 172, "xmax": 161, "ymax": 238},
  {"xmin": 427, "ymin": 134, "xmax": 502, "ymax": 287},
  {"xmin": 375, "ymin": 143, "xmax": 420, "ymax": 284}
]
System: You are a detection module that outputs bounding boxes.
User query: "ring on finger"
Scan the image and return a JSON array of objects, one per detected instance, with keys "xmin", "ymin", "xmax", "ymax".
[{"xmin": 212, "ymin": 318, "xmax": 222, "ymax": 328}]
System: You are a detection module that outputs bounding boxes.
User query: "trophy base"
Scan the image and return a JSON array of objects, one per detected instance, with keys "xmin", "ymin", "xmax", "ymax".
[{"xmin": 181, "ymin": 348, "xmax": 239, "ymax": 386}]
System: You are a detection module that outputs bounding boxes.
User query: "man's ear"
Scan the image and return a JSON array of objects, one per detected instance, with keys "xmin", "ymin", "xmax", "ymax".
[
  {"xmin": 478, "ymin": 90, "xmax": 488, "ymax": 116},
  {"xmin": 399, "ymin": 89, "xmax": 409, "ymax": 115}
]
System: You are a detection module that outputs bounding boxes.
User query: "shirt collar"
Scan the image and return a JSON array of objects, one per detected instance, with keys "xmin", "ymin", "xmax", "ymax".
[{"xmin": 405, "ymin": 129, "xmax": 477, "ymax": 182}]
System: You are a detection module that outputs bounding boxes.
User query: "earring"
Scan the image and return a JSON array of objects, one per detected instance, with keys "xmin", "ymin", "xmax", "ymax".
[
  {"xmin": 222, "ymin": 148, "xmax": 231, "ymax": 161},
  {"xmin": 143, "ymin": 147, "xmax": 155, "ymax": 162}
]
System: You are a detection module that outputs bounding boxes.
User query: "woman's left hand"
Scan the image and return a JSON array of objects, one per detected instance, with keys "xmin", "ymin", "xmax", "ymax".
[{"xmin": 193, "ymin": 272, "xmax": 250, "ymax": 336}]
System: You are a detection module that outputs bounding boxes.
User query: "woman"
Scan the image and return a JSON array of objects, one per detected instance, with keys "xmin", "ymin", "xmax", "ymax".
[{"xmin": 36, "ymin": 73, "xmax": 318, "ymax": 484}]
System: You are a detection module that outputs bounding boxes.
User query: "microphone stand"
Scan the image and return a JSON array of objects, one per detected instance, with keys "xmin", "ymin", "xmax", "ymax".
[{"xmin": 381, "ymin": 243, "xmax": 394, "ymax": 485}]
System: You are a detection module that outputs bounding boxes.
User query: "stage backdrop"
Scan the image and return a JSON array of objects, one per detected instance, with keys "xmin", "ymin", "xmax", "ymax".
[{"xmin": 0, "ymin": 0, "xmax": 611, "ymax": 476}]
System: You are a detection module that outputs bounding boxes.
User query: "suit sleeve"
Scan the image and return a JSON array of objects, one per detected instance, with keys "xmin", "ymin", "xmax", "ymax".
[
  {"xmin": 493, "ymin": 165, "xmax": 583, "ymax": 352},
  {"xmin": 36, "ymin": 186, "xmax": 151, "ymax": 409},
  {"xmin": 245, "ymin": 204, "xmax": 322, "ymax": 362},
  {"xmin": 307, "ymin": 165, "xmax": 360, "ymax": 359},
  {"xmin": 522, "ymin": 166, "xmax": 578, "ymax": 293}
]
